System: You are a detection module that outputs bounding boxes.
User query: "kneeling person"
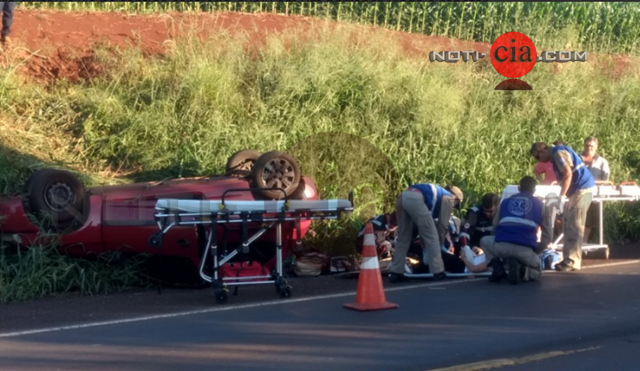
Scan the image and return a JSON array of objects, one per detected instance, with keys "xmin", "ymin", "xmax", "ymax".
[
  {"xmin": 459, "ymin": 193, "xmax": 500, "ymax": 253},
  {"xmin": 356, "ymin": 213, "xmax": 397, "ymax": 258},
  {"xmin": 480, "ymin": 176, "xmax": 553, "ymax": 284}
]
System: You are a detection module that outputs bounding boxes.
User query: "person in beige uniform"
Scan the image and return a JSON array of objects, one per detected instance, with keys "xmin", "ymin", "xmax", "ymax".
[
  {"xmin": 388, "ymin": 183, "xmax": 463, "ymax": 282},
  {"xmin": 581, "ymin": 136, "xmax": 610, "ymax": 243},
  {"xmin": 530, "ymin": 142, "xmax": 596, "ymax": 271}
]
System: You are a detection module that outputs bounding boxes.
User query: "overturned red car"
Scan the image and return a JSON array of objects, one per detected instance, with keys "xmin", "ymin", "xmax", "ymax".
[{"xmin": 0, "ymin": 150, "xmax": 318, "ymax": 281}]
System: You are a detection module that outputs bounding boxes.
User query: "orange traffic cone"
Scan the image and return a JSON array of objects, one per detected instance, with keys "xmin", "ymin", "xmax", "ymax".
[{"xmin": 344, "ymin": 222, "xmax": 399, "ymax": 311}]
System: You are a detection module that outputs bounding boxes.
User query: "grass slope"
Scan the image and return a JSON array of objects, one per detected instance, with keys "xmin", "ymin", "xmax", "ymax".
[{"xmin": 1, "ymin": 20, "xmax": 640, "ymax": 302}]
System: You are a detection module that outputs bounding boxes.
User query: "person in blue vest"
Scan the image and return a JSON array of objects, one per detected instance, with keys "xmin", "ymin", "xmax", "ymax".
[
  {"xmin": 480, "ymin": 176, "xmax": 554, "ymax": 284},
  {"xmin": 388, "ymin": 183, "xmax": 464, "ymax": 282},
  {"xmin": 530, "ymin": 141, "xmax": 596, "ymax": 271}
]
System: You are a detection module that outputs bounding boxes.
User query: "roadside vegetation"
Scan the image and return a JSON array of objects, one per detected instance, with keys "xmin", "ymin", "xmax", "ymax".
[
  {"xmin": 1, "ymin": 11, "xmax": 640, "ymax": 302},
  {"xmin": 0, "ymin": 240, "xmax": 147, "ymax": 303}
]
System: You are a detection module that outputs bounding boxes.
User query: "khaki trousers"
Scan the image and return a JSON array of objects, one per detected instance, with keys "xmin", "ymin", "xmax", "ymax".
[
  {"xmin": 480, "ymin": 236, "xmax": 541, "ymax": 281},
  {"xmin": 390, "ymin": 190, "xmax": 445, "ymax": 275},
  {"xmin": 561, "ymin": 190, "xmax": 593, "ymax": 269}
]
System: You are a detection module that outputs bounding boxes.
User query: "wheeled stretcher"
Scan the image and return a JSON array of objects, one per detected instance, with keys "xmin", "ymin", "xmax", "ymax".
[
  {"xmin": 501, "ymin": 181, "xmax": 640, "ymax": 258},
  {"xmin": 153, "ymin": 188, "xmax": 353, "ymax": 304}
]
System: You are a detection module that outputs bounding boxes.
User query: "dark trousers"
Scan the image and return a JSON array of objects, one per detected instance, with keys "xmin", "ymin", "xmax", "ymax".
[{"xmin": 1, "ymin": 2, "xmax": 16, "ymax": 37}]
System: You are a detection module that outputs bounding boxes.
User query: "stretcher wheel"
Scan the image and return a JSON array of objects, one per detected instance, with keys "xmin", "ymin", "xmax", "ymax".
[
  {"xmin": 148, "ymin": 232, "xmax": 163, "ymax": 248},
  {"xmin": 275, "ymin": 279, "xmax": 292, "ymax": 298},
  {"xmin": 279, "ymin": 287, "xmax": 291, "ymax": 298},
  {"xmin": 215, "ymin": 290, "xmax": 228, "ymax": 304}
]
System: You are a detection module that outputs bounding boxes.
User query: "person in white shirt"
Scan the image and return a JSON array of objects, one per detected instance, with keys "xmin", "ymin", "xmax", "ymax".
[{"xmin": 581, "ymin": 136, "xmax": 610, "ymax": 243}]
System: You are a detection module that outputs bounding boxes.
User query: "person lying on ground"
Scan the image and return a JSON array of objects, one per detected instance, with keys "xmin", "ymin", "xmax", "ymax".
[{"xmin": 407, "ymin": 216, "xmax": 488, "ymax": 274}]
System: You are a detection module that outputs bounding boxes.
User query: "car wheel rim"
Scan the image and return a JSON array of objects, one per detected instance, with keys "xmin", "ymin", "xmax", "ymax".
[
  {"xmin": 45, "ymin": 182, "xmax": 75, "ymax": 212},
  {"xmin": 262, "ymin": 158, "xmax": 295, "ymax": 189}
]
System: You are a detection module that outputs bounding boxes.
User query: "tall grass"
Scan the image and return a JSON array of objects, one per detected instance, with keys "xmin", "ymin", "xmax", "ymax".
[
  {"xmin": 17, "ymin": 2, "xmax": 640, "ymax": 55},
  {"xmin": 1, "ymin": 21, "xmax": 640, "ymax": 300},
  {"xmin": 0, "ymin": 236, "xmax": 148, "ymax": 303}
]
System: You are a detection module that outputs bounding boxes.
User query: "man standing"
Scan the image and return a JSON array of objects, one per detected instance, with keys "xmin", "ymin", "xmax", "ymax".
[
  {"xmin": 388, "ymin": 183, "xmax": 463, "ymax": 282},
  {"xmin": 459, "ymin": 193, "xmax": 500, "ymax": 251},
  {"xmin": 581, "ymin": 136, "xmax": 610, "ymax": 243},
  {"xmin": 480, "ymin": 176, "xmax": 554, "ymax": 284},
  {"xmin": 1, "ymin": 2, "xmax": 16, "ymax": 49},
  {"xmin": 530, "ymin": 141, "xmax": 596, "ymax": 271}
]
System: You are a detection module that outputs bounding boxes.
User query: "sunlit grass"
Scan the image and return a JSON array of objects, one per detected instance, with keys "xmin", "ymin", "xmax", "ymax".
[{"xmin": 1, "ymin": 19, "xmax": 639, "ymax": 301}]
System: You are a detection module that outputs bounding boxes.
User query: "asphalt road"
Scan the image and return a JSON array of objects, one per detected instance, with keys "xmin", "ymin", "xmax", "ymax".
[{"xmin": 1, "ymin": 259, "xmax": 640, "ymax": 371}]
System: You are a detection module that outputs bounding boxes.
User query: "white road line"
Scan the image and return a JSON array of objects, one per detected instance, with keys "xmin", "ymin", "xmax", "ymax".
[
  {"xmin": 0, "ymin": 278, "xmax": 480, "ymax": 339},
  {"xmin": 426, "ymin": 346, "xmax": 600, "ymax": 371},
  {"xmin": 1, "ymin": 260, "xmax": 638, "ymax": 339},
  {"xmin": 581, "ymin": 260, "xmax": 640, "ymax": 270}
]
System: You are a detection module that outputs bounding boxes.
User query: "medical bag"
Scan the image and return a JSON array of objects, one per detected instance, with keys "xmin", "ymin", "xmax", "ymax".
[{"xmin": 220, "ymin": 261, "xmax": 271, "ymax": 283}]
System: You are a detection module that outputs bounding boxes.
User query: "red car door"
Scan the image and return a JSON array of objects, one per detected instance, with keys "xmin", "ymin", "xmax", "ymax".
[{"xmin": 101, "ymin": 191, "xmax": 202, "ymax": 259}]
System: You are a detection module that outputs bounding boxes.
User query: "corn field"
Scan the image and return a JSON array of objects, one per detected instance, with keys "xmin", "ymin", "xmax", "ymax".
[{"xmin": 18, "ymin": 2, "xmax": 640, "ymax": 55}]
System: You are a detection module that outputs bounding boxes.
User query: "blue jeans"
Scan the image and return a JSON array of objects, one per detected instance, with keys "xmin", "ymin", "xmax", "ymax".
[{"xmin": 1, "ymin": 2, "xmax": 16, "ymax": 37}]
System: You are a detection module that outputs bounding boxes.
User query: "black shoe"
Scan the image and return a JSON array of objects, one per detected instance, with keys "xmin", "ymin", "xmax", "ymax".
[
  {"xmin": 488, "ymin": 259, "xmax": 506, "ymax": 283},
  {"xmin": 389, "ymin": 272, "xmax": 408, "ymax": 283},
  {"xmin": 519, "ymin": 264, "xmax": 527, "ymax": 281},
  {"xmin": 433, "ymin": 272, "xmax": 447, "ymax": 281},
  {"xmin": 555, "ymin": 262, "xmax": 577, "ymax": 272},
  {"xmin": 507, "ymin": 257, "xmax": 520, "ymax": 285}
]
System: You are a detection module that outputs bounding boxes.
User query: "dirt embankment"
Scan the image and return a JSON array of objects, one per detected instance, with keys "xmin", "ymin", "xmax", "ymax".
[{"xmin": 2, "ymin": 9, "xmax": 636, "ymax": 86}]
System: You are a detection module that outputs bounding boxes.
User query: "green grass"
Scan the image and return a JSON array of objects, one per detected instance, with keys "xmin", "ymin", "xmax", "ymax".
[
  {"xmin": 1, "ymin": 19, "xmax": 640, "ymax": 301},
  {"xmin": 0, "ymin": 236, "xmax": 148, "ymax": 303},
  {"xmin": 17, "ymin": 2, "xmax": 640, "ymax": 56}
]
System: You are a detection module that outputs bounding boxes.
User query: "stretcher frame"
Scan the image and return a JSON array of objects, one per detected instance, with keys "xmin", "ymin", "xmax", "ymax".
[
  {"xmin": 502, "ymin": 182, "xmax": 640, "ymax": 259},
  {"xmin": 152, "ymin": 188, "xmax": 353, "ymax": 304}
]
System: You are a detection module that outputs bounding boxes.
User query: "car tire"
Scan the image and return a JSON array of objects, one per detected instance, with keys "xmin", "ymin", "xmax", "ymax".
[
  {"xmin": 24, "ymin": 169, "xmax": 85, "ymax": 225},
  {"xmin": 251, "ymin": 151, "xmax": 301, "ymax": 199},
  {"xmin": 226, "ymin": 149, "xmax": 262, "ymax": 177}
]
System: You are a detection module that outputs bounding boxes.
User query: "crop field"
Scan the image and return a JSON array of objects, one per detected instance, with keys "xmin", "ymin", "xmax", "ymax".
[
  {"xmin": 18, "ymin": 2, "xmax": 640, "ymax": 55},
  {"xmin": 1, "ymin": 3, "xmax": 640, "ymax": 302}
]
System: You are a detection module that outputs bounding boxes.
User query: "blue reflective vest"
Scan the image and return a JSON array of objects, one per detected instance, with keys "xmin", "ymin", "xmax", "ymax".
[
  {"xmin": 551, "ymin": 145, "xmax": 596, "ymax": 197},
  {"xmin": 495, "ymin": 192, "xmax": 543, "ymax": 250},
  {"xmin": 408, "ymin": 183, "xmax": 452, "ymax": 217}
]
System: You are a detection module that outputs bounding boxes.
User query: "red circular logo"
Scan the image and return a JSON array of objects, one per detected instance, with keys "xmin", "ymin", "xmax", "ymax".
[{"xmin": 490, "ymin": 32, "xmax": 537, "ymax": 78}]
